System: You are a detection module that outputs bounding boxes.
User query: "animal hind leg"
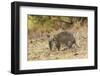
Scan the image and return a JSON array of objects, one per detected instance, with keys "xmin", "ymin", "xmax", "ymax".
[{"xmin": 67, "ymin": 41, "xmax": 73, "ymax": 49}]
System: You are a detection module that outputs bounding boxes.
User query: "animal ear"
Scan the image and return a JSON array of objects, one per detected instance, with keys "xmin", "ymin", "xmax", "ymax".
[{"xmin": 47, "ymin": 34, "xmax": 50, "ymax": 38}]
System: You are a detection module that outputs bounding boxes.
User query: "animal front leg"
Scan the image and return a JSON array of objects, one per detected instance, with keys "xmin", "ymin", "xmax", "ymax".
[
  {"xmin": 56, "ymin": 43, "xmax": 60, "ymax": 51},
  {"xmin": 49, "ymin": 40, "xmax": 53, "ymax": 51}
]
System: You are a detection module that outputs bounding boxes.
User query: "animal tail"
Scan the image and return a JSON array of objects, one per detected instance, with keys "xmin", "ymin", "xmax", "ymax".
[
  {"xmin": 74, "ymin": 39, "xmax": 80, "ymax": 48},
  {"xmin": 75, "ymin": 42, "xmax": 80, "ymax": 48},
  {"xmin": 72, "ymin": 32, "xmax": 80, "ymax": 48}
]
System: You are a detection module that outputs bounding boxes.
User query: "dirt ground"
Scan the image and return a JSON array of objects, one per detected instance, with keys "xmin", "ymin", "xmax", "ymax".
[{"xmin": 27, "ymin": 26, "xmax": 88, "ymax": 61}]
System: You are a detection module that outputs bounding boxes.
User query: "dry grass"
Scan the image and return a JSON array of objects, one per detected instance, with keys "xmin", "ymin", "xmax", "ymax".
[{"xmin": 27, "ymin": 25, "xmax": 88, "ymax": 61}]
